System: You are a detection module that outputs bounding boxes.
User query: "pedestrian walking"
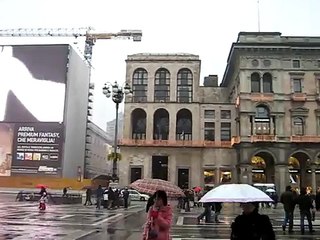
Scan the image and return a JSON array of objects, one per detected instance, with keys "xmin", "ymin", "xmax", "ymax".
[
  {"xmin": 296, "ymin": 187, "xmax": 315, "ymax": 234},
  {"xmin": 197, "ymin": 202, "xmax": 212, "ymax": 223},
  {"xmin": 122, "ymin": 187, "xmax": 129, "ymax": 209},
  {"xmin": 107, "ymin": 187, "xmax": 115, "ymax": 209},
  {"xmin": 143, "ymin": 190, "xmax": 172, "ymax": 240},
  {"xmin": 62, "ymin": 187, "xmax": 68, "ymax": 197},
  {"xmin": 231, "ymin": 202, "xmax": 275, "ymax": 240},
  {"xmin": 213, "ymin": 202, "xmax": 222, "ymax": 223},
  {"xmin": 96, "ymin": 185, "xmax": 103, "ymax": 209},
  {"xmin": 280, "ymin": 185, "xmax": 296, "ymax": 233},
  {"xmin": 84, "ymin": 188, "xmax": 92, "ymax": 206}
]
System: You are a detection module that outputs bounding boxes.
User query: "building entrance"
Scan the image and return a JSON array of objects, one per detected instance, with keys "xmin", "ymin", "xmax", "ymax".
[{"xmin": 251, "ymin": 151, "xmax": 275, "ymax": 183}]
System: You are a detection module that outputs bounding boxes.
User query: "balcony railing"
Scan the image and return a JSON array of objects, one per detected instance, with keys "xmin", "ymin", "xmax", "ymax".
[
  {"xmin": 291, "ymin": 93, "xmax": 307, "ymax": 101},
  {"xmin": 250, "ymin": 93, "xmax": 274, "ymax": 102},
  {"xmin": 118, "ymin": 139, "xmax": 232, "ymax": 148},
  {"xmin": 251, "ymin": 135, "xmax": 277, "ymax": 142},
  {"xmin": 290, "ymin": 135, "xmax": 320, "ymax": 143},
  {"xmin": 231, "ymin": 135, "xmax": 277, "ymax": 145}
]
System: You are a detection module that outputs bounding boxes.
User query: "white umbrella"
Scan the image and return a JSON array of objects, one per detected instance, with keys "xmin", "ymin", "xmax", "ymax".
[
  {"xmin": 265, "ymin": 188, "xmax": 276, "ymax": 193},
  {"xmin": 199, "ymin": 184, "xmax": 273, "ymax": 203}
]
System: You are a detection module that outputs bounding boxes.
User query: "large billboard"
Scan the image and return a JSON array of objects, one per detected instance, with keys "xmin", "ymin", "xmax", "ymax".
[{"xmin": 0, "ymin": 44, "xmax": 69, "ymax": 176}]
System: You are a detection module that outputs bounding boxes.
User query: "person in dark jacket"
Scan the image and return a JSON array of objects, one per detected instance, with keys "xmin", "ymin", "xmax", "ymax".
[
  {"xmin": 280, "ymin": 185, "xmax": 296, "ymax": 233},
  {"xmin": 122, "ymin": 187, "xmax": 129, "ymax": 209},
  {"xmin": 231, "ymin": 202, "xmax": 275, "ymax": 240},
  {"xmin": 296, "ymin": 187, "xmax": 315, "ymax": 234},
  {"xmin": 96, "ymin": 185, "xmax": 104, "ymax": 209},
  {"xmin": 84, "ymin": 188, "xmax": 92, "ymax": 206}
]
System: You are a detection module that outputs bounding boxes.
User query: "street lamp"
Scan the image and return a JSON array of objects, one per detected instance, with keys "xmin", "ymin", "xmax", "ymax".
[{"xmin": 103, "ymin": 81, "xmax": 132, "ymax": 181}]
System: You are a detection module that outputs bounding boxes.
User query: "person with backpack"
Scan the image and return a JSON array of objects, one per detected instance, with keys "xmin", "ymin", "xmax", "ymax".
[{"xmin": 231, "ymin": 202, "xmax": 275, "ymax": 240}]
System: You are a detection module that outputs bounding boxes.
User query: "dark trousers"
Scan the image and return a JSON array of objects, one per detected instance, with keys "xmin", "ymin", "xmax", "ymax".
[
  {"xmin": 283, "ymin": 210, "xmax": 294, "ymax": 231},
  {"xmin": 84, "ymin": 196, "xmax": 92, "ymax": 205},
  {"xmin": 96, "ymin": 197, "xmax": 102, "ymax": 209},
  {"xmin": 198, "ymin": 206, "xmax": 211, "ymax": 222},
  {"xmin": 300, "ymin": 210, "xmax": 313, "ymax": 232},
  {"xmin": 124, "ymin": 198, "xmax": 129, "ymax": 209}
]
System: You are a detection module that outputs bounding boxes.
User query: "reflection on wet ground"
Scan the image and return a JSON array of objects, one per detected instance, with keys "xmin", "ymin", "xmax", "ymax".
[{"xmin": 1, "ymin": 194, "xmax": 320, "ymax": 239}]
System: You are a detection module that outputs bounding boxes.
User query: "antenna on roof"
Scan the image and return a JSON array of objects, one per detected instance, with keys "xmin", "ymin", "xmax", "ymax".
[{"xmin": 257, "ymin": 0, "xmax": 261, "ymax": 32}]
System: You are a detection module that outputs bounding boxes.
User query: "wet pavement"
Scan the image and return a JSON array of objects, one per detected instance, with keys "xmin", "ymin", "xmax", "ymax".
[{"xmin": 1, "ymin": 193, "xmax": 320, "ymax": 239}]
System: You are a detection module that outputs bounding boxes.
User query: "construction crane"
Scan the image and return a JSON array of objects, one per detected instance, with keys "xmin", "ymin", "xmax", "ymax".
[{"xmin": 0, "ymin": 27, "xmax": 142, "ymax": 61}]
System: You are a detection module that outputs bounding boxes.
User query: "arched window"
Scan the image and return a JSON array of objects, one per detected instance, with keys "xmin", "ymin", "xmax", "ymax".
[
  {"xmin": 154, "ymin": 68, "xmax": 170, "ymax": 102},
  {"xmin": 293, "ymin": 117, "xmax": 304, "ymax": 136},
  {"xmin": 251, "ymin": 72, "xmax": 260, "ymax": 93},
  {"xmin": 132, "ymin": 68, "xmax": 148, "ymax": 102},
  {"xmin": 254, "ymin": 105, "xmax": 271, "ymax": 135},
  {"xmin": 177, "ymin": 68, "xmax": 193, "ymax": 103},
  {"xmin": 153, "ymin": 109, "xmax": 169, "ymax": 140},
  {"xmin": 263, "ymin": 73, "xmax": 273, "ymax": 93},
  {"xmin": 176, "ymin": 109, "xmax": 192, "ymax": 140},
  {"xmin": 131, "ymin": 109, "xmax": 147, "ymax": 139}
]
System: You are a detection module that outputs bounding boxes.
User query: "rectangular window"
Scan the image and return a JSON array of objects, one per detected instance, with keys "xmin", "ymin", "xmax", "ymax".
[
  {"xmin": 204, "ymin": 110, "xmax": 215, "ymax": 119},
  {"xmin": 317, "ymin": 60, "xmax": 320, "ymax": 68},
  {"xmin": 154, "ymin": 85, "xmax": 170, "ymax": 102},
  {"xmin": 293, "ymin": 79, "xmax": 302, "ymax": 93},
  {"xmin": 204, "ymin": 122, "xmax": 215, "ymax": 141},
  {"xmin": 220, "ymin": 122, "xmax": 231, "ymax": 141},
  {"xmin": 221, "ymin": 110, "xmax": 231, "ymax": 119},
  {"xmin": 132, "ymin": 85, "xmax": 147, "ymax": 102},
  {"xmin": 292, "ymin": 60, "xmax": 300, "ymax": 68}
]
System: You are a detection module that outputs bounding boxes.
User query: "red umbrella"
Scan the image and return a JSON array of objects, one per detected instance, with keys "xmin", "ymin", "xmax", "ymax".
[
  {"xmin": 130, "ymin": 178, "xmax": 185, "ymax": 198},
  {"xmin": 193, "ymin": 186, "xmax": 202, "ymax": 192},
  {"xmin": 36, "ymin": 184, "xmax": 48, "ymax": 189}
]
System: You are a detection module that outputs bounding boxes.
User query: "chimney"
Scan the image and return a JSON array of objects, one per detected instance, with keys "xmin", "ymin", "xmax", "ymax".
[{"xmin": 203, "ymin": 75, "xmax": 218, "ymax": 87}]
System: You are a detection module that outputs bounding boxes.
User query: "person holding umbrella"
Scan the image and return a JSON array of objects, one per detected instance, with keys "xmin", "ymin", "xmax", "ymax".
[
  {"xmin": 231, "ymin": 202, "xmax": 275, "ymax": 240},
  {"xmin": 143, "ymin": 190, "xmax": 172, "ymax": 240}
]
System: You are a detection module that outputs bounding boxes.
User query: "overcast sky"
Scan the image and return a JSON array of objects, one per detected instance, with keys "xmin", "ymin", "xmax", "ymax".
[{"xmin": 0, "ymin": 0, "xmax": 319, "ymax": 130}]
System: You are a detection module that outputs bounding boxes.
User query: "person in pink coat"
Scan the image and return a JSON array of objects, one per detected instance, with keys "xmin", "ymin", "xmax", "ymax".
[{"xmin": 143, "ymin": 190, "xmax": 173, "ymax": 240}]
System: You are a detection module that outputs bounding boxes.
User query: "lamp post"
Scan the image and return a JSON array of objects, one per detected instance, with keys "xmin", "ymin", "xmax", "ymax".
[{"xmin": 103, "ymin": 81, "xmax": 132, "ymax": 181}]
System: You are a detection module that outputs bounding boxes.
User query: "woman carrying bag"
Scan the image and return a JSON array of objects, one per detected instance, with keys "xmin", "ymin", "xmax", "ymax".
[{"xmin": 143, "ymin": 190, "xmax": 173, "ymax": 240}]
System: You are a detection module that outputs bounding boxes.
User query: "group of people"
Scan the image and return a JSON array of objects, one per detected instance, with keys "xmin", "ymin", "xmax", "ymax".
[
  {"xmin": 85, "ymin": 185, "xmax": 130, "ymax": 210},
  {"xmin": 280, "ymin": 185, "xmax": 319, "ymax": 234}
]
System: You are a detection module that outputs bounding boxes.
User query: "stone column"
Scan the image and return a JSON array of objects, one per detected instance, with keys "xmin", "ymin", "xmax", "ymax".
[
  {"xmin": 311, "ymin": 163, "xmax": 317, "ymax": 193},
  {"xmin": 239, "ymin": 164, "xmax": 252, "ymax": 184},
  {"xmin": 168, "ymin": 108, "xmax": 176, "ymax": 141},
  {"xmin": 274, "ymin": 164, "xmax": 289, "ymax": 194},
  {"xmin": 146, "ymin": 106, "xmax": 154, "ymax": 140},
  {"xmin": 168, "ymin": 154, "xmax": 176, "ymax": 184},
  {"xmin": 215, "ymin": 167, "xmax": 220, "ymax": 185}
]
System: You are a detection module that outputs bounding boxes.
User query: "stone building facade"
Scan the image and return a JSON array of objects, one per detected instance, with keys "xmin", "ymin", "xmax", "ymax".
[
  {"xmin": 118, "ymin": 54, "xmax": 236, "ymax": 189},
  {"xmin": 119, "ymin": 32, "xmax": 320, "ymax": 193},
  {"xmin": 224, "ymin": 32, "xmax": 320, "ymax": 193}
]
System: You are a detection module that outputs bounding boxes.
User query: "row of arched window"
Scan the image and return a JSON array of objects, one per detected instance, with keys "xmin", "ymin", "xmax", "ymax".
[
  {"xmin": 251, "ymin": 72, "xmax": 273, "ymax": 93},
  {"xmin": 132, "ymin": 68, "xmax": 193, "ymax": 103},
  {"xmin": 131, "ymin": 108, "xmax": 192, "ymax": 140},
  {"xmin": 253, "ymin": 105, "xmax": 305, "ymax": 135}
]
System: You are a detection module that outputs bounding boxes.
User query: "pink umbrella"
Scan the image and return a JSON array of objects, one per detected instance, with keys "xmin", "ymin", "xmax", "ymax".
[
  {"xmin": 193, "ymin": 186, "xmax": 202, "ymax": 192},
  {"xmin": 130, "ymin": 178, "xmax": 185, "ymax": 198}
]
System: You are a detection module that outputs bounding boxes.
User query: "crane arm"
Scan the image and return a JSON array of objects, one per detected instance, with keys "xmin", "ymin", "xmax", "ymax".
[{"xmin": 0, "ymin": 27, "xmax": 142, "ymax": 42}]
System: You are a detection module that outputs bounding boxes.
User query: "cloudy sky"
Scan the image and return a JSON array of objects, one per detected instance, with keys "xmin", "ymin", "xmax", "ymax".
[{"xmin": 0, "ymin": 0, "xmax": 319, "ymax": 130}]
